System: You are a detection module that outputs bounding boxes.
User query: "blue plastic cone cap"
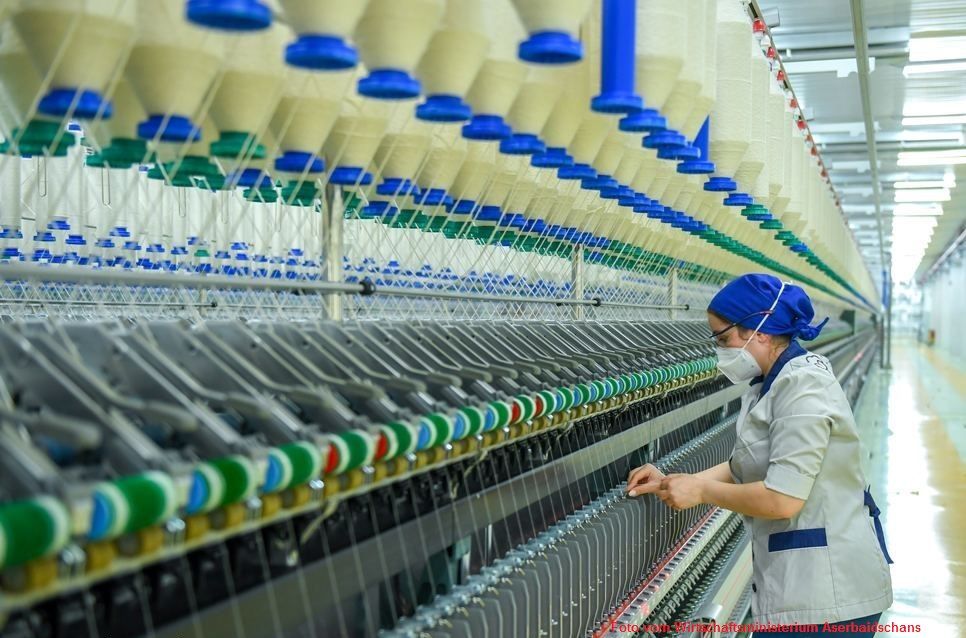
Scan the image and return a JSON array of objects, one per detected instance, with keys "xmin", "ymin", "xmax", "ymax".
[
  {"xmin": 329, "ymin": 166, "xmax": 373, "ymax": 185},
  {"xmin": 186, "ymin": 0, "xmax": 272, "ymax": 31},
  {"xmin": 643, "ymin": 129, "xmax": 686, "ymax": 150},
  {"xmin": 679, "ymin": 117, "xmax": 714, "ymax": 173},
  {"xmin": 500, "ymin": 133, "xmax": 546, "ymax": 155},
  {"xmin": 451, "ymin": 199, "xmax": 476, "ymax": 215},
  {"xmin": 474, "ymin": 205, "xmax": 502, "ymax": 222},
  {"xmin": 39, "ymin": 88, "xmax": 113, "ymax": 120},
  {"xmin": 518, "ymin": 31, "xmax": 583, "ymax": 64},
  {"xmin": 558, "ymin": 163, "xmax": 596, "ymax": 180},
  {"xmin": 285, "ymin": 34, "xmax": 357, "ymax": 70},
  {"xmin": 416, "ymin": 94, "xmax": 472, "ymax": 122},
  {"xmin": 617, "ymin": 187, "xmax": 638, "ymax": 206},
  {"xmin": 377, "ymin": 178, "xmax": 420, "ymax": 197},
  {"xmin": 531, "ymin": 146, "xmax": 573, "ymax": 168},
  {"xmin": 723, "ymin": 192, "xmax": 754, "ymax": 207},
  {"xmin": 462, "ymin": 114, "xmax": 511, "ymax": 141},
  {"xmin": 274, "ymin": 150, "xmax": 324, "ymax": 174},
  {"xmin": 581, "ymin": 174, "xmax": 619, "ymax": 192},
  {"xmin": 413, "ymin": 188, "xmax": 452, "ymax": 207},
  {"xmin": 498, "ymin": 213, "xmax": 525, "ymax": 228},
  {"xmin": 592, "ymin": 90, "xmax": 642, "ymax": 115},
  {"xmin": 138, "ymin": 114, "xmax": 201, "ymax": 142},
  {"xmin": 657, "ymin": 143, "xmax": 699, "ymax": 161},
  {"xmin": 619, "ymin": 108, "xmax": 666, "ymax": 133},
  {"xmin": 361, "ymin": 201, "xmax": 398, "ymax": 217},
  {"xmin": 678, "ymin": 158, "xmax": 715, "ymax": 174},
  {"xmin": 705, "ymin": 176, "xmax": 737, "ymax": 192},
  {"xmin": 227, "ymin": 168, "xmax": 273, "ymax": 189},
  {"xmin": 358, "ymin": 69, "xmax": 421, "ymax": 100}
]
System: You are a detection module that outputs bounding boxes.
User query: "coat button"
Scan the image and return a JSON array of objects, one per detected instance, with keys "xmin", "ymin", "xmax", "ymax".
[{"xmin": 752, "ymin": 583, "xmax": 757, "ymax": 593}]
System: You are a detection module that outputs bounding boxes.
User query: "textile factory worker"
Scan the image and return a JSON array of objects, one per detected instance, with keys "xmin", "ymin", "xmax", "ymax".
[{"xmin": 626, "ymin": 274, "xmax": 893, "ymax": 637}]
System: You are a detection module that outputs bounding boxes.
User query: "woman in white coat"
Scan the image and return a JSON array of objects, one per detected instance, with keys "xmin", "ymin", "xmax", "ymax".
[{"xmin": 627, "ymin": 273, "xmax": 893, "ymax": 637}]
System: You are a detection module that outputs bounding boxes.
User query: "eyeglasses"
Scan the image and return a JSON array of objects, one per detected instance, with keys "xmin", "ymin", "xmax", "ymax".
[{"xmin": 709, "ymin": 310, "xmax": 773, "ymax": 343}]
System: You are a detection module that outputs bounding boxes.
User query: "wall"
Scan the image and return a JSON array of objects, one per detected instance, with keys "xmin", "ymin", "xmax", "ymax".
[{"xmin": 920, "ymin": 245, "xmax": 966, "ymax": 361}]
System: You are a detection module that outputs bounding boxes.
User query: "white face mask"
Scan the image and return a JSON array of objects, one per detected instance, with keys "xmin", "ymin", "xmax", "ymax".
[{"xmin": 714, "ymin": 281, "xmax": 787, "ymax": 384}]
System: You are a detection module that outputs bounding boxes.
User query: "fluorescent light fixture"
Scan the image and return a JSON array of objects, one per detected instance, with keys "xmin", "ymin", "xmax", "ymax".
[
  {"xmin": 908, "ymin": 32, "xmax": 966, "ymax": 62},
  {"xmin": 893, "ymin": 188, "xmax": 951, "ymax": 202},
  {"xmin": 903, "ymin": 60, "xmax": 966, "ymax": 75},
  {"xmin": 831, "ymin": 160, "xmax": 874, "ymax": 172},
  {"xmin": 808, "ymin": 122, "xmax": 870, "ymax": 136},
  {"xmin": 902, "ymin": 101, "xmax": 966, "ymax": 117},
  {"xmin": 841, "ymin": 204, "xmax": 878, "ymax": 214},
  {"xmin": 897, "ymin": 149, "xmax": 966, "ymax": 166},
  {"xmin": 783, "ymin": 57, "xmax": 873, "ymax": 78},
  {"xmin": 837, "ymin": 186, "xmax": 874, "ymax": 197},
  {"xmin": 893, "ymin": 177, "xmax": 956, "ymax": 189},
  {"xmin": 897, "ymin": 130, "xmax": 965, "ymax": 143},
  {"xmin": 893, "ymin": 203, "xmax": 944, "ymax": 216},
  {"xmin": 902, "ymin": 115, "xmax": 966, "ymax": 126}
]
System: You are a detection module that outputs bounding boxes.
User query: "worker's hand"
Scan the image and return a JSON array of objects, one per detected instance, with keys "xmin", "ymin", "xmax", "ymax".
[
  {"xmin": 626, "ymin": 463, "xmax": 665, "ymax": 497},
  {"xmin": 657, "ymin": 474, "xmax": 705, "ymax": 510}
]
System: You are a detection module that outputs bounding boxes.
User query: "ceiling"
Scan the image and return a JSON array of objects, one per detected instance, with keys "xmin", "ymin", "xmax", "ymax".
[{"xmin": 757, "ymin": 0, "xmax": 966, "ymax": 292}]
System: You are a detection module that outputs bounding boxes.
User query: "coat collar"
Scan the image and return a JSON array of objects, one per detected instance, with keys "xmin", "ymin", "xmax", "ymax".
[{"xmin": 750, "ymin": 340, "xmax": 807, "ymax": 397}]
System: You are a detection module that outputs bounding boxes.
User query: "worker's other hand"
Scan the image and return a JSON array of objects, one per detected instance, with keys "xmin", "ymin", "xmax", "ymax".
[
  {"xmin": 626, "ymin": 463, "xmax": 665, "ymax": 497},
  {"xmin": 656, "ymin": 474, "xmax": 704, "ymax": 510}
]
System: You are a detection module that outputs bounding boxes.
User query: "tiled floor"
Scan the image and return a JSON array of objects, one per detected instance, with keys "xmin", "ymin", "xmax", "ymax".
[{"xmin": 853, "ymin": 339, "xmax": 966, "ymax": 637}]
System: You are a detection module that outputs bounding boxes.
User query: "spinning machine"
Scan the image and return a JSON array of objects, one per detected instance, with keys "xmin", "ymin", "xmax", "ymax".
[{"xmin": 0, "ymin": 1, "xmax": 881, "ymax": 637}]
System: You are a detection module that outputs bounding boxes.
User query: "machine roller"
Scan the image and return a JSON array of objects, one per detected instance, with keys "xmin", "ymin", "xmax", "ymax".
[{"xmin": 0, "ymin": 1, "xmax": 883, "ymax": 636}]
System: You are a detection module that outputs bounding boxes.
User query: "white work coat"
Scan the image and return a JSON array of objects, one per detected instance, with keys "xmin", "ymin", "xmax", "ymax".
[{"xmin": 728, "ymin": 341, "xmax": 893, "ymax": 625}]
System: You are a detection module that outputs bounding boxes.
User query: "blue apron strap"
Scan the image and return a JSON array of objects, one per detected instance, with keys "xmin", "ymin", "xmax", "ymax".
[{"xmin": 864, "ymin": 486, "xmax": 894, "ymax": 564}]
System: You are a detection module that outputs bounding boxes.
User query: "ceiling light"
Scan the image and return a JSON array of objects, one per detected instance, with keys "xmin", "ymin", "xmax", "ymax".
[
  {"xmin": 831, "ymin": 160, "xmax": 874, "ymax": 172},
  {"xmin": 841, "ymin": 204, "xmax": 877, "ymax": 214},
  {"xmin": 893, "ymin": 203, "xmax": 944, "ymax": 216},
  {"xmin": 903, "ymin": 60, "xmax": 966, "ymax": 75},
  {"xmin": 893, "ymin": 188, "xmax": 951, "ymax": 202},
  {"xmin": 837, "ymin": 186, "xmax": 874, "ymax": 197},
  {"xmin": 901, "ymin": 115, "xmax": 966, "ymax": 126},
  {"xmin": 896, "ymin": 130, "xmax": 965, "ymax": 143},
  {"xmin": 902, "ymin": 101, "xmax": 966, "ymax": 117},
  {"xmin": 897, "ymin": 149, "xmax": 966, "ymax": 166},
  {"xmin": 908, "ymin": 32, "xmax": 966, "ymax": 62},
  {"xmin": 893, "ymin": 177, "xmax": 956, "ymax": 189},
  {"xmin": 808, "ymin": 121, "xmax": 869, "ymax": 136}
]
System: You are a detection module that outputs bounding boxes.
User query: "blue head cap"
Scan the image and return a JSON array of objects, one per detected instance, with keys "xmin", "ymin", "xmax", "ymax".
[{"xmin": 707, "ymin": 273, "xmax": 830, "ymax": 341}]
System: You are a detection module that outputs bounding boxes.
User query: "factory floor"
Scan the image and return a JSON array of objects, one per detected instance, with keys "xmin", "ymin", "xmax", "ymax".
[{"xmin": 854, "ymin": 338, "xmax": 966, "ymax": 637}]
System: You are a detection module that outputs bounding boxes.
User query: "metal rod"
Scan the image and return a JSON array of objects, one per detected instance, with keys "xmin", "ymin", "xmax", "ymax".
[
  {"xmin": 600, "ymin": 300, "xmax": 691, "ymax": 311},
  {"xmin": 0, "ymin": 263, "xmax": 690, "ymax": 311},
  {"xmin": 572, "ymin": 242, "xmax": 585, "ymax": 321},
  {"xmin": 669, "ymin": 266, "xmax": 679, "ymax": 321},
  {"xmin": 848, "ymin": 0, "xmax": 889, "ymax": 289},
  {"xmin": 0, "ymin": 263, "xmax": 365, "ymax": 294},
  {"xmin": 365, "ymin": 285, "xmax": 690, "ymax": 310},
  {"xmin": 324, "ymin": 184, "xmax": 345, "ymax": 321}
]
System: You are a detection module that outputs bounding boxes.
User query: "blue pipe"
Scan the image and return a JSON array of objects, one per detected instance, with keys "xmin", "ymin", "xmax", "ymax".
[{"xmin": 591, "ymin": 0, "xmax": 642, "ymax": 114}]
